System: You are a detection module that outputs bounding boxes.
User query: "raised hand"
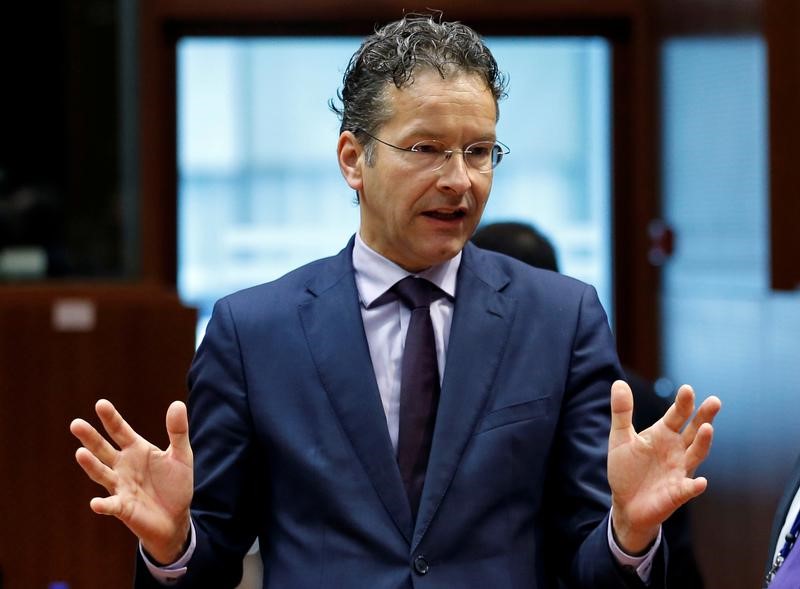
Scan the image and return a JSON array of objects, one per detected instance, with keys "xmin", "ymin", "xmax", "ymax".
[
  {"xmin": 607, "ymin": 380, "xmax": 721, "ymax": 554},
  {"xmin": 70, "ymin": 399, "xmax": 194, "ymax": 564}
]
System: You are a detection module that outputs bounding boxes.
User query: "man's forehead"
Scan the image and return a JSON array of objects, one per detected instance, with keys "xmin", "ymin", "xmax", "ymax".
[{"xmin": 380, "ymin": 71, "xmax": 498, "ymax": 126}]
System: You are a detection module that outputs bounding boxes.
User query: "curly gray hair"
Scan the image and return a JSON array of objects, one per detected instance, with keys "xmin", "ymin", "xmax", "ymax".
[{"xmin": 330, "ymin": 14, "xmax": 507, "ymax": 166}]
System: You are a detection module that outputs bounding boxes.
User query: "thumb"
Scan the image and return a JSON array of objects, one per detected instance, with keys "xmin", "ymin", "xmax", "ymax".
[
  {"xmin": 610, "ymin": 380, "xmax": 635, "ymax": 445},
  {"xmin": 165, "ymin": 401, "xmax": 192, "ymax": 460}
]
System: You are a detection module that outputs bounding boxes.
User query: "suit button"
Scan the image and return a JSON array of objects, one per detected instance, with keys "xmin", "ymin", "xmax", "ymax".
[{"xmin": 413, "ymin": 555, "xmax": 429, "ymax": 575}]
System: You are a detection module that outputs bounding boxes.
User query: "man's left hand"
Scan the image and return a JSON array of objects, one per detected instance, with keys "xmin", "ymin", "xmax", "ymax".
[{"xmin": 607, "ymin": 380, "xmax": 722, "ymax": 554}]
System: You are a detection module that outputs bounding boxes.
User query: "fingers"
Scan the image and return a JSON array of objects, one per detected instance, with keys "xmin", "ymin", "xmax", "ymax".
[
  {"xmin": 74, "ymin": 446, "xmax": 118, "ymax": 490},
  {"xmin": 89, "ymin": 495, "xmax": 123, "ymax": 517},
  {"xmin": 681, "ymin": 395, "xmax": 722, "ymax": 447},
  {"xmin": 70, "ymin": 417, "xmax": 119, "ymax": 466},
  {"xmin": 71, "ymin": 406, "xmax": 126, "ymax": 514},
  {"xmin": 610, "ymin": 380, "xmax": 634, "ymax": 429},
  {"xmin": 667, "ymin": 389, "xmax": 718, "ymax": 476},
  {"xmin": 610, "ymin": 380, "xmax": 635, "ymax": 442},
  {"xmin": 74, "ymin": 445, "xmax": 126, "ymax": 520},
  {"xmin": 95, "ymin": 399, "xmax": 139, "ymax": 449},
  {"xmin": 684, "ymin": 422, "xmax": 715, "ymax": 473},
  {"xmin": 661, "ymin": 384, "xmax": 696, "ymax": 432},
  {"xmin": 683, "ymin": 476, "xmax": 708, "ymax": 502},
  {"xmin": 70, "ymin": 400, "xmax": 140, "ymax": 467},
  {"xmin": 166, "ymin": 401, "xmax": 192, "ymax": 460}
]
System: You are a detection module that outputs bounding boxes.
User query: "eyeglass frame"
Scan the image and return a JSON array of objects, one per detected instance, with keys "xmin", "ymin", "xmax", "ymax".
[{"xmin": 354, "ymin": 128, "xmax": 510, "ymax": 174}]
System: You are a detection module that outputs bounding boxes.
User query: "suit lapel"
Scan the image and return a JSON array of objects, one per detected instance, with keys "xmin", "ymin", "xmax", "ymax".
[
  {"xmin": 298, "ymin": 241, "xmax": 414, "ymax": 543},
  {"xmin": 412, "ymin": 245, "xmax": 516, "ymax": 548}
]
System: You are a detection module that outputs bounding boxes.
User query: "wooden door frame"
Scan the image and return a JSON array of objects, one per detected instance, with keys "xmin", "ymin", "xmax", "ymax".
[{"xmin": 766, "ymin": 0, "xmax": 800, "ymax": 291}]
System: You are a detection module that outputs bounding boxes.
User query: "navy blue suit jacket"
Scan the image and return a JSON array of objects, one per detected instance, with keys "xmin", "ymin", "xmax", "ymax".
[{"xmin": 135, "ymin": 239, "xmax": 663, "ymax": 588}]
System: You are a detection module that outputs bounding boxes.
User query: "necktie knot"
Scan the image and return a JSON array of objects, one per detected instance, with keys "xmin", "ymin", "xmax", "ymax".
[{"xmin": 392, "ymin": 276, "xmax": 444, "ymax": 310}]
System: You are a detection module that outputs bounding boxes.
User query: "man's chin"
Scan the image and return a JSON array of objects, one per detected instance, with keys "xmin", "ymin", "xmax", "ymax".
[{"xmin": 426, "ymin": 240, "xmax": 467, "ymax": 266}]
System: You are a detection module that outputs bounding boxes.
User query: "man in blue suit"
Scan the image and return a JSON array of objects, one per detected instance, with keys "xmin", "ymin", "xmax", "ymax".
[{"xmin": 70, "ymin": 14, "xmax": 721, "ymax": 588}]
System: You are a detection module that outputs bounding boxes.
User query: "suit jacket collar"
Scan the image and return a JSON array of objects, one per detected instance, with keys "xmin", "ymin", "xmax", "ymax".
[{"xmin": 299, "ymin": 239, "xmax": 516, "ymax": 549}]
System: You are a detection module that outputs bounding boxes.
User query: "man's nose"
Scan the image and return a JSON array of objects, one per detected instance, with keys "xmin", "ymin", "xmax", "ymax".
[{"xmin": 436, "ymin": 151, "xmax": 473, "ymax": 193}]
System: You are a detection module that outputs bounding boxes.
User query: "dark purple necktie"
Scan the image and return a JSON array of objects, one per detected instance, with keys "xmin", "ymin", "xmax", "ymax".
[{"xmin": 392, "ymin": 276, "xmax": 445, "ymax": 519}]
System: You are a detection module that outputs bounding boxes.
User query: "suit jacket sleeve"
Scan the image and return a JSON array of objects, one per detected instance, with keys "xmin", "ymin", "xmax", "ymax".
[
  {"xmin": 136, "ymin": 296, "xmax": 265, "ymax": 588},
  {"xmin": 540, "ymin": 282, "xmax": 665, "ymax": 588}
]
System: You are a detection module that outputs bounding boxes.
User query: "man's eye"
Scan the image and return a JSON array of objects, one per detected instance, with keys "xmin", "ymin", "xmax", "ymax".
[
  {"xmin": 469, "ymin": 146, "xmax": 491, "ymax": 157},
  {"xmin": 412, "ymin": 142, "xmax": 444, "ymax": 154}
]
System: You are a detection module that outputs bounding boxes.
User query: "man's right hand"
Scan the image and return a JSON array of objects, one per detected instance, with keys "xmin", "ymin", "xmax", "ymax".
[{"xmin": 70, "ymin": 399, "xmax": 194, "ymax": 565}]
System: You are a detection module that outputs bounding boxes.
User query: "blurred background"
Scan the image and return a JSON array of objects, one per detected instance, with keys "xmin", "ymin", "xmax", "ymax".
[{"xmin": 1, "ymin": 0, "xmax": 798, "ymax": 587}]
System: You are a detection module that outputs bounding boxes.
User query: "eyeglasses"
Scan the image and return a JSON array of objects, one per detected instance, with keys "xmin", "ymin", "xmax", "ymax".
[{"xmin": 356, "ymin": 128, "xmax": 510, "ymax": 173}]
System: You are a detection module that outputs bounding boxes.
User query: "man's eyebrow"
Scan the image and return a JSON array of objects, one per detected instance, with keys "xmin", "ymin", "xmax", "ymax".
[{"xmin": 401, "ymin": 128, "xmax": 498, "ymax": 143}]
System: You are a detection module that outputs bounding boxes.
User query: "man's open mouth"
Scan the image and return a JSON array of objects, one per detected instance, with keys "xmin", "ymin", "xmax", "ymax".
[{"xmin": 422, "ymin": 209, "xmax": 467, "ymax": 221}]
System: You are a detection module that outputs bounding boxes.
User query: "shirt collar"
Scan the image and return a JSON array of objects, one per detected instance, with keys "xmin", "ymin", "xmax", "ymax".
[{"xmin": 353, "ymin": 232, "xmax": 460, "ymax": 308}]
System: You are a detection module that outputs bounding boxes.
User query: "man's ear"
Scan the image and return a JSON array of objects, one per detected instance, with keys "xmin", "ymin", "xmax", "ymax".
[{"xmin": 337, "ymin": 131, "xmax": 364, "ymax": 191}]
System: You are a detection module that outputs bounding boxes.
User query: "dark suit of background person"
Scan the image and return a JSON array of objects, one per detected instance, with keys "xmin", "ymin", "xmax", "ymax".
[
  {"xmin": 70, "ymin": 15, "xmax": 720, "ymax": 589},
  {"xmin": 764, "ymin": 455, "xmax": 800, "ymax": 584},
  {"xmin": 472, "ymin": 221, "xmax": 706, "ymax": 589}
]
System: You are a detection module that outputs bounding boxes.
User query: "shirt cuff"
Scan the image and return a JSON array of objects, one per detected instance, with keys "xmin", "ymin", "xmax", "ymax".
[
  {"xmin": 139, "ymin": 519, "xmax": 196, "ymax": 585},
  {"xmin": 607, "ymin": 509, "xmax": 662, "ymax": 583}
]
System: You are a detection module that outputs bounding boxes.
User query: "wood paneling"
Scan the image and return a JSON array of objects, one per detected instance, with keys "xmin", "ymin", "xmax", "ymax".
[
  {"xmin": 656, "ymin": 0, "xmax": 761, "ymax": 35},
  {"xmin": 0, "ymin": 286, "xmax": 196, "ymax": 588}
]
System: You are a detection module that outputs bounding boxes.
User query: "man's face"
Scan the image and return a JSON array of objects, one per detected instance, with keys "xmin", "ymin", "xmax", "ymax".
[{"xmin": 340, "ymin": 70, "xmax": 497, "ymax": 272}]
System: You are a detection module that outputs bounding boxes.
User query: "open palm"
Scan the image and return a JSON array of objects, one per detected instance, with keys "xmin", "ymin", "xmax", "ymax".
[
  {"xmin": 607, "ymin": 380, "xmax": 721, "ymax": 553},
  {"xmin": 70, "ymin": 399, "xmax": 194, "ymax": 564}
]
